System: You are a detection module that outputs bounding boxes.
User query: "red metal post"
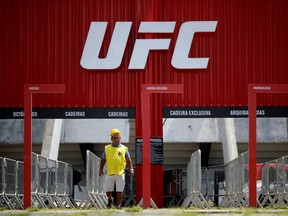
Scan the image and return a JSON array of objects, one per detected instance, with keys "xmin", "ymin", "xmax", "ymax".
[
  {"xmin": 141, "ymin": 92, "xmax": 151, "ymax": 208},
  {"xmin": 23, "ymin": 84, "xmax": 65, "ymax": 209},
  {"xmin": 248, "ymin": 84, "xmax": 288, "ymax": 207},
  {"xmin": 248, "ymin": 85, "xmax": 257, "ymax": 207},
  {"xmin": 141, "ymin": 84, "xmax": 183, "ymax": 208},
  {"xmin": 23, "ymin": 88, "xmax": 32, "ymax": 209}
]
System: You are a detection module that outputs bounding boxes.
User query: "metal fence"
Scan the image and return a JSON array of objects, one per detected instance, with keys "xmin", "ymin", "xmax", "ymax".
[
  {"xmin": 123, "ymin": 167, "xmax": 136, "ymax": 207},
  {"xmin": 0, "ymin": 153, "xmax": 75, "ymax": 209},
  {"xmin": 218, "ymin": 152, "xmax": 288, "ymax": 208},
  {"xmin": 202, "ymin": 165, "xmax": 226, "ymax": 207},
  {"xmin": 164, "ymin": 169, "xmax": 184, "ymax": 207},
  {"xmin": 219, "ymin": 151, "xmax": 250, "ymax": 207},
  {"xmin": 0, "ymin": 157, "xmax": 22, "ymax": 209},
  {"xmin": 259, "ymin": 155, "xmax": 288, "ymax": 207},
  {"xmin": 162, "ymin": 151, "xmax": 288, "ymax": 209},
  {"xmin": 31, "ymin": 153, "xmax": 75, "ymax": 208},
  {"xmin": 181, "ymin": 149, "xmax": 210, "ymax": 208},
  {"xmin": 5, "ymin": 149, "xmax": 288, "ymax": 209},
  {"xmin": 79, "ymin": 150, "xmax": 107, "ymax": 209}
]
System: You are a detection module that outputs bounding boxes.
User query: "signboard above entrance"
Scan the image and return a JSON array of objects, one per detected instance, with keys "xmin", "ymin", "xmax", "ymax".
[{"xmin": 1, "ymin": 106, "xmax": 287, "ymax": 119}]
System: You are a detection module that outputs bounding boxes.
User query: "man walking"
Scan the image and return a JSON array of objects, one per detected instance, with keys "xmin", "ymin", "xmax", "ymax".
[{"xmin": 99, "ymin": 128, "xmax": 134, "ymax": 209}]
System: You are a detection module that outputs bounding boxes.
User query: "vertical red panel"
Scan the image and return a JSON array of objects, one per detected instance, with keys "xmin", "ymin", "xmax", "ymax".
[
  {"xmin": 23, "ymin": 89, "xmax": 32, "ymax": 209},
  {"xmin": 134, "ymin": 0, "xmax": 164, "ymax": 208},
  {"xmin": 141, "ymin": 92, "xmax": 151, "ymax": 208},
  {"xmin": 248, "ymin": 86, "xmax": 257, "ymax": 207}
]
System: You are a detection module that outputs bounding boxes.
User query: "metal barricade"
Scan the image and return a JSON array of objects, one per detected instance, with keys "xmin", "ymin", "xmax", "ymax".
[
  {"xmin": 181, "ymin": 150, "xmax": 210, "ymax": 209},
  {"xmin": 46, "ymin": 158, "xmax": 62, "ymax": 207},
  {"xmin": 30, "ymin": 153, "xmax": 75, "ymax": 208},
  {"xmin": 202, "ymin": 165, "xmax": 225, "ymax": 206},
  {"xmin": 0, "ymin": 153, "xmax": 75, "ymax": 209},
  {"xmin": 31, "ymin": 153, "xmax": 48, "ymax": 208},
  {"xmin": 0, "ymin": 158, "xmax": 24, "ymax": 209},
  {"xmin": 65, "ymin": 163, "xmax": 77, "ymax": 207},
  {"xmin": 219, "ymin": 151, "xmax": 250, "ymax": 207},
  {"xmin": 16, "ymin": 161, "xmax": 24, "ymax": 208},
  {"xmin": 260, "ymin": 156, "xmax": 288, "ymax": 207},
  {"xmin": 56, "ymin": 160, "xmax": 66, "ymax": 206},
  {"xmin": 7, "ymin": 150, "xmax": 288, "ymax": 209},
  {"xmin": 164, "ymin": 169, "xmax": 184, "ymax": 207},
  {"xmin": 123, "ymin": 168, "xmax": 136, "ymax": 207},
  {"xmin": 56, "ymin": 161, "xmax": 75, "ymax": 208},
  {"xmin": 3, "ymin": 158, "xmax": 22, "ymax": 209},
  {"xmin": 81, "ymin": 150, "xmax": 107, "ymax": 209},
  {"xmin": 282, "ymin": 156, "xmax": 288, "ymax": 203},
  {"xmin": 98, "ymin": 163, "xmax": 107, "ymax": 205},
  {"xmin": 0, "ymin": 157, "xmax": 9, "ymax": 208}
]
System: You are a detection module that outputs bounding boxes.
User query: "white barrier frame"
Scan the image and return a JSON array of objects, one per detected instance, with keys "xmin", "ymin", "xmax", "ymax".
[
  {"xmin": 80, "ymin": 150, "xmax": 107, "ymax": 209},
  {"xmin": 181, "ymin": 150, "xmax": 210, "ymax": 209}
]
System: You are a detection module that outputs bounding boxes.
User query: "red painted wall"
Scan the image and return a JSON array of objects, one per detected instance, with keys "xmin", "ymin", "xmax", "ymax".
[
  {"xmin": 1, "ymin": 0, "xmax": 288, "ymax": 108},
  {"xmin": 2, "ymin": 0, "xmax": 288, "ymax": 208}
]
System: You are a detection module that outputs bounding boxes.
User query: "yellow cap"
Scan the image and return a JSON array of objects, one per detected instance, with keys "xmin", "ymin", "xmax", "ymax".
[{"xmin": 110, "ymin": 128, "xmax": 121, "ymax": 136}]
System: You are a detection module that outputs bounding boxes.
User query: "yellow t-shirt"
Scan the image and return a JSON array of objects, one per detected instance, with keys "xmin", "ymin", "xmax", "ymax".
[{"xmin": 105, "ymin": 144, "xmax": 127, "ymax": 175}]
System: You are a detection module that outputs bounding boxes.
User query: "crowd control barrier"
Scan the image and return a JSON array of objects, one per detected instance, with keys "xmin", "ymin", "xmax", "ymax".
[
  {"xmin": 181, "ymin": 150, "xmax": 210, "ymax": 208},
  {"xmin": 57, "ymin": 161, "xmax": 75, "ymax": 207},
  {"xmin": 201, "ymin": 165, "xmax": 225, "ymax": 206},
  {"xmin": 0, "ymin": 153, "xmax": 75, "ymax": 209},
  {"xmin": 219, "ymin": 151, "xmax": 251, "ymax": 207},
  {"xmin": 79, "ymin": 150, "xmax": 107, "ymax": 209},
  {"xmin": 164, "ymin": 169, "xmax": 184, "ymax": 207},
  {"xmin": 0, "ymin": 157, "xmax": 22, "ymax": 209},
  {"xmin": 31, "ymin": 153, "xmax": 75, "ymax": 208},
  {"xmin": 5, "ymin": 150, "xmax": 288, "ymax": 209},
  {"xmin": 123, "ymin": 168, "xmax": 136, "ymax": 206},
  {"xmin": 259, "ymin": 155, "xmax": 288, "ymax": 207}
]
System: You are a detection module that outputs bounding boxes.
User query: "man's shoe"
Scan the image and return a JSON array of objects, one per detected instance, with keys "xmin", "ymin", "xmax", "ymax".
[
  {"xmin": 107, "ymin": 199, "xmax": 112, "ymax": 208},
  {"xmin": 116, "ymin": 202, "xmax": 122, "ymax": 209}
]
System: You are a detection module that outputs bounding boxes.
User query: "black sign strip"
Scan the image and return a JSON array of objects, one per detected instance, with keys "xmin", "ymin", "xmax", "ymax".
[
  {"xmin": 0, "ymin": 106, "xmax": 288, "ymax": 119},
  {"xmin": 163, "ymin": 106, "xmax": 288, "ymax": 118},
  {"xmin": 0, "ymin": 108, "xmax": 135, "ymax": 119}
]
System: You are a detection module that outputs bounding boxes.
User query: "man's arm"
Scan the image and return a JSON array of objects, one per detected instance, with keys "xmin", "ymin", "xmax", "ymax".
[
  {"xmin": 99, "ymin": 158, "xmax": 106, "ymax": 176},
  {"xmin": 126, "ymin": 157, "xmax": 134, "ymax": 176}
]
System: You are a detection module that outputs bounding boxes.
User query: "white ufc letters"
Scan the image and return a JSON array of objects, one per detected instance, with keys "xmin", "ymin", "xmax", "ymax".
[{"xmin": 80, "ymin": 21, "xmax": 217, "ymax": 70}]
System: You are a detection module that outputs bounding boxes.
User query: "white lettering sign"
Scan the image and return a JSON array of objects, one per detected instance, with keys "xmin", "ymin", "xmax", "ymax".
[
  {"xmin": 13, "ymin": 111, "xmax": 37, "ymax": 117},
  {"xmin": 65, "ymin": 111, "xmax": 86, "ymax": 117},
  {"xmin": 108, "ymin": 112, "xmax": 128, "ymax": 117},
  {"xmin": 81, "ymin": 21, "xmax": 217, "ymax": 70},
  {"xmin": 253, "ymin": 86, "xmax": 271, "ymax": 90},
  {"xmin": 169, "ymin": 110, "xmax": 211, "ymax": 116}
]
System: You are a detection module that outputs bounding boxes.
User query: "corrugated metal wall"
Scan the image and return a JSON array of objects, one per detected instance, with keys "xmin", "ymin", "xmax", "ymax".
[{"xmin": 1, "ymin": 0, "xmax": 288, "ymax": 108}]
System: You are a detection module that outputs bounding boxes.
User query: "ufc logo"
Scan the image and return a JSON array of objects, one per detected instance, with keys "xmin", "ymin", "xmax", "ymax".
[{"xmin": 80, "ymin": 21, "xmax": 217, "ymax": 70}]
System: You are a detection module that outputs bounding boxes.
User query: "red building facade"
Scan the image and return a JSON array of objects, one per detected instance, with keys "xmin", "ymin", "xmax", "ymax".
[{"xmin": 1, "ymin": 0, "xmax": 288, "ymax": 207}]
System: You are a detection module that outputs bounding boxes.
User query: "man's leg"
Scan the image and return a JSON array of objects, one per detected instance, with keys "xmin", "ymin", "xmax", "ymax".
[
  {"xmin": 106, "ymin": 191, "xmax": 112, "ymax": 200},
  {"xmin": 104, "ymin": 175, "xmax": 115, "ymax": 208},
  {"xmin": 106, "ymin": 191, "xmax": 113, "ymax": 208},
  {"xmin": 116, "ymin": 192, "xmax": 123, "ymax": 208},
  {"xmin": 115, "ymin": 174, "xmax": 125, "ymax": 209},
  {"xmin": 112, "ymin": 184, "xmax": 117, "ymax": 205}
]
